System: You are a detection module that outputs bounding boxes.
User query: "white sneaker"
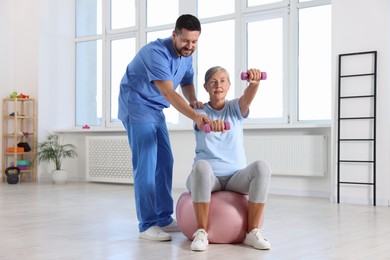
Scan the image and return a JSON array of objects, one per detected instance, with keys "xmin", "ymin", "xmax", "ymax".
[
  {"xmin": 243, "ymin": 229, "xmax": 271, "ymax": 250},
  {"xmin": 160, "ymin": 219, "xmax": 181, "ymax": 232},
  {"xmin": 191, "ymin": 229, "xmax": 209, "ymax": 251},
  {"xmin": 139, "ymin": 226, "xmax": 172, "ymax": 241}
]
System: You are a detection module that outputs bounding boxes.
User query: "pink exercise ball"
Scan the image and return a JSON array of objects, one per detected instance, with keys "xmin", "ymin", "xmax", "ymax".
[{"xmin": 176, "ymin": 191, "xmax": 263, "ymax": 244}]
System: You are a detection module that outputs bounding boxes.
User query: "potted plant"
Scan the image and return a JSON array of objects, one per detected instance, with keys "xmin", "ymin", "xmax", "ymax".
[{"xmin": 36, "ymin": 133, "xmax": 78, "ymax": 184}]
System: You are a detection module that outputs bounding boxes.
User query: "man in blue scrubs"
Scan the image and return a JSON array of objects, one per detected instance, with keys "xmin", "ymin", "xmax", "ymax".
[{"xmin": 118, "ymin": 14, "xmax": 209, "ymax": 241}]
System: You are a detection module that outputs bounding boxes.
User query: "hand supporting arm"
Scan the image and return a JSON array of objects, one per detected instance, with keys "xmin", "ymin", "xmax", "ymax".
[
  {"xmin": 181, "ymin": 83, "xmax": 204, "ymax": 109},
  {"xmin": 155, "ymin": 80, "xmax": 209, "ymax": 130}
]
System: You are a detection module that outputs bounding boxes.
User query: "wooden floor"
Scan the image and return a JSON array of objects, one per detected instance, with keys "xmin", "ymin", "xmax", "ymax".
[{"xmin": 0, "ymin": 182, "xmax": 389, "ymax": 260}]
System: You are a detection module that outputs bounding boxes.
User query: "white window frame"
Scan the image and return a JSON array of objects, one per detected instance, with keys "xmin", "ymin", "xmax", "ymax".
[
  {"xmin": 75, "ymin": 0, "xmax": 331, "ymax": 129},
  {"xmin": 241, "ymin": 9, "xmax": 289, "ymax": 125}
]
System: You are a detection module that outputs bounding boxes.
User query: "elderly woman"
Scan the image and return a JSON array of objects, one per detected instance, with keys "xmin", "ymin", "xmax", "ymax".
[{"xmin": 186, "ymin": 66, "xmax": 272, "ymax": 251}]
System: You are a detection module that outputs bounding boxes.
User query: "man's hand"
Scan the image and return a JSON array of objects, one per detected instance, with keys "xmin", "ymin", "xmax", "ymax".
[
  {"xmin": 194, "ymin": 114, "xmax": 210, "ymax": 131},
  {"xmin": 190, "ymin": 100, "xmax": 204, "ymax": 109}
]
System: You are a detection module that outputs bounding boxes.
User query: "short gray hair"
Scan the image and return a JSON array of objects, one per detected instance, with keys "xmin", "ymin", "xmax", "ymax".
[{"xmin": 204, "ymin": 66, "xmax": 230, "ymax": 83}]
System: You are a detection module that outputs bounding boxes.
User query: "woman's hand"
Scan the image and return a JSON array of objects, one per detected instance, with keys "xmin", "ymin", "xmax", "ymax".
[
  {"xmin": 209, "ymin": 119, "xmax": 228, "ymax": 133},
  {"xmin": 245, "ymin": 68, "xmax": 262, "ymax": 85}
]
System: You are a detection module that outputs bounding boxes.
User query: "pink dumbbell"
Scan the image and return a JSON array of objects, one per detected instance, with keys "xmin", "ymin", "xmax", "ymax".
[
  {"xmin": 204, "ymin": 121, "xmax": 231, "ymax": 133},
  {"xmin": 241, "ymin": 71, "xmax": 267, "ymax": 80}
]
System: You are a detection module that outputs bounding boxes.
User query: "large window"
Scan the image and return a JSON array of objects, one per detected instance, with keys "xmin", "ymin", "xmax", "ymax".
[
  {"xmin": 110, "ymin": 37, "xmax": 136, "ymax": 121},
  {"xmin": 75, "ymin": 0, "xmax": 331, "ymax": 128},
  {"xmin": 197, "ymin": 20, "xmax": 236, "ymax": 104},
  {"xmin": 246, "ymin": 13, "xmax": 284, "ymax": 122}
]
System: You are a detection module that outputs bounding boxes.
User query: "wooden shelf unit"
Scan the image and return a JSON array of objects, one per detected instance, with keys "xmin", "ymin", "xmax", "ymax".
[{"xmin": 2, "ymin": 98, "xmax": 37, "ymax": 182}]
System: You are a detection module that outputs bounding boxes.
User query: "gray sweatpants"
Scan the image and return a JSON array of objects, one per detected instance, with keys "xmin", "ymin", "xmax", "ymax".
[{"xmin": 186, "ymin": 159, "xmax": 272, "ymax": 203}]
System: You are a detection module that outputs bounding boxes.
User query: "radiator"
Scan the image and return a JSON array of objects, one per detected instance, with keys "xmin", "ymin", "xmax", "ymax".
[
  {"xmin": 244, "ymin": 135, "xmax": 327, "ymax": 177},
  {"xmin": 85, "ymin": 135, "xmax": 327, "ymax": 183},
  {"xmin": 86, "ymin": 136, "xmax": 134, "ymax": 183}
]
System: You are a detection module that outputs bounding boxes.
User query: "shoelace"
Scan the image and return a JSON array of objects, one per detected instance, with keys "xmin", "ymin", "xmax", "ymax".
[
  {"xmin": 193, "ymin": 229, "xmax": 208, "ymax": 241},
  {"xmin": 252, "ymin": 229, "xmax": 268, "ymax": 241}
]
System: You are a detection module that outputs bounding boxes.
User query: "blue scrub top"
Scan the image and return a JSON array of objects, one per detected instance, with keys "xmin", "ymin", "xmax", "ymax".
[{"xmin": 118, "ymin": 36, "xmax": 194, "ymax": 123}]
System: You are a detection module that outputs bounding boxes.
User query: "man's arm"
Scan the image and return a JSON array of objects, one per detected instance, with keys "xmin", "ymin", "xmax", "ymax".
[
  {"xmin": 181, "ymin": 83, "xmax": 204, "ymax": 109},
  {"xmin": 154, "ymin": 80, "xmax": 209, "ymax": 130}
]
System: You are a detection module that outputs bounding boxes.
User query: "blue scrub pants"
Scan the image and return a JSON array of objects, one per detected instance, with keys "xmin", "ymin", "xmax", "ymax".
[{"xmin": 123, "ymin": 121, "xmax": 174, "ymax": 232}]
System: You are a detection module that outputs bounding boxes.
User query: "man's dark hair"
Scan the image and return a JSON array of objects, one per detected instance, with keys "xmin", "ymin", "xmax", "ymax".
[{"xmin": 175, "ymin": 14, "xmax": 201, "ymax": 34}]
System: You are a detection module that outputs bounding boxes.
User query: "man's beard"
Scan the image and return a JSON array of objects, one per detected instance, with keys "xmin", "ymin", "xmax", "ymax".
[{"xmin": 175, "ymin": 45, "xmax": 194, "ymax": 57}]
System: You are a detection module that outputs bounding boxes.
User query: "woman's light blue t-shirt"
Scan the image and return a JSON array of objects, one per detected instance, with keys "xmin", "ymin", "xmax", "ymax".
[{"xmin": 194, "ymin": 99, "xmax": 249, "ymax": 177}]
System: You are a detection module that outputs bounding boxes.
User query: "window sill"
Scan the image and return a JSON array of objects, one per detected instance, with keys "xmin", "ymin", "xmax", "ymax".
[{"xmin": 55, "ymin": 122, "xmax": 331, "ymax": 134}]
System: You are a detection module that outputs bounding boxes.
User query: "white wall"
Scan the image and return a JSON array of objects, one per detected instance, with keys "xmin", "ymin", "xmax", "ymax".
[
  {"xmin": 0, "ymin": 0, "xmax": 11, "ymax": 175},
  {"xmin": 0, "ymin": 0, "xmax": 38, "ymax": 107},
  {"xmin": 1, "ymin": 0, "xmax": 389, "ymax": 206},
  {"xmin": 54, "ymin": 126, "xmax": 331, "ymax": 198},
  {"xmin": 0, "ymin": 0, "xmax": 74, "ymax": 180},
  {"xmin": 331, "ymin": 0, "xmax": 390, "ymax": 205},
  {"xmin": 0, "ymin": 0, "xmax": 39, "ymax": 176},
  {"xmin": 0, "ymin": 0, "xmax": 11, "ymax": 94}
]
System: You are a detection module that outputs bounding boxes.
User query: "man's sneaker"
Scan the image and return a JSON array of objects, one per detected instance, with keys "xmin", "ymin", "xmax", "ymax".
[
  {"xmin": 160, "ymin": 219, "xmax": 181, "ymax": 232},
  {"xmin": 243, "ymin": 229, "xmax": 271, "ymax": 250},
  {"xmin": 191, "ymin": 229, "xmax": 209, "ymax": 251},
  {"xmin": 139, "ymin": 226, "xmax": 171, "ymax": 241}
]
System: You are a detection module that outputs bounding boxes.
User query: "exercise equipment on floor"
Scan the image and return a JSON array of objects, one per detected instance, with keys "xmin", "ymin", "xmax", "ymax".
[
  {"xmin": 176, "ymin": 191, "xmax": 263, "ymax": 244},
  {"xmin": 5, "ymin": 167, "xmax": 21, "ymax": 184}
]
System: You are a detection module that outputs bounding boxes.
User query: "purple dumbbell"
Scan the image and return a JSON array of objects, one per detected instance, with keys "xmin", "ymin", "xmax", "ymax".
[
  {"xmin": 204, "ymin": 121, "xmax": 231, "ymax": 133},
  {"xmin": 240, "ymin": 71, "xmax": 267, "ymax": 81}
]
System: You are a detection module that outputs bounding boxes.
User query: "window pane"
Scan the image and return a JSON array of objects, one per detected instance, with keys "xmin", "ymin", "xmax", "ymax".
[
  {"xmin": 298, "ymin": 5, "xmax": 331, "ymax": 120},
  {"xmin": 76, "ymin": 40, "xmax": 102, "ymax": 126},
  {"xmin": 247, "ymin": 0, "xmax": 281, "ymax": 7},
  {"xmin": 111, "ymin": 0, "xmax": 135, "ymax": 29},
  {"xmin": 147, "ymin": 29, "xmax": 172, "ymax": 43},
  {"xmin": 197, "ymin": 20, "xmax": 235, "ymax": 104},
  {"xmin": 76, "ymin": 0, "xmax": 102, "ymax": 37},
  {"xmin": 147, "ymin": 0, "xmax": 178, "ymax": 27},
  {"xmin": 147, "ymin": 30, "xmax": 179, "ymax": 124},
  {"xmin": 197, "ymin": 0, "xmax": 235, "ymax": 19},
  {"xmin": 110, "ymin": 38, "xmax": 136, "ymax": 122},
  {"xmin": 247, "ymin": 18, "xmax": 283, "ymax": 119}
]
